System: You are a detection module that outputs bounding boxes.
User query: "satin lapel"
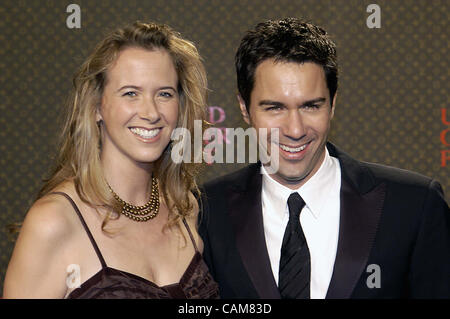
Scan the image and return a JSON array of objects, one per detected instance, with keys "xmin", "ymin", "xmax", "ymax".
[
  {"xmin": 325, "ymin": 177, "xmax": 386, "ymax": 299},
  {"xmin": 227, "ymin": 167, "xmax": 281, "ymax": 299}
]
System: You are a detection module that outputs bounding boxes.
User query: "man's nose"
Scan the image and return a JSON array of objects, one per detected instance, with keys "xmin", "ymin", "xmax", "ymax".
[{"xmin": 283, "ymin": 110, "xmax": 306, "ymax": 140}]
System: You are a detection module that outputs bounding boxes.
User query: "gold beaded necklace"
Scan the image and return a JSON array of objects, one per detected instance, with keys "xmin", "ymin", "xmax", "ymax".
[{"xmin": 108, "ymin": 177, "xmax": 160, "ymax": 222}]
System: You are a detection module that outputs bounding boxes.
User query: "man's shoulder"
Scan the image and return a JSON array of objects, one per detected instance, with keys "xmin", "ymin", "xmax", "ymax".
[
  {"xmin": 329, "ymin": 142, "xmax": 436, "ymax": 191},
  {"xmin": 362, "ymin": 161, "xmax": 434, "ymax": 188},
  {"xmin": 338, "ymin": 153, "xmax": 447, "ymax": 207}
]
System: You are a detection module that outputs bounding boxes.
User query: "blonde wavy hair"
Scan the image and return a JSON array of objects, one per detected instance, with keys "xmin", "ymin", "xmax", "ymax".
[{"xmin": 38, "ymin": 21, "xmax": 208, "ymax": 231}]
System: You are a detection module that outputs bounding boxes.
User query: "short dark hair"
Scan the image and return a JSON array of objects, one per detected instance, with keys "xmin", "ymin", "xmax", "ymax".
[{"xmin": 235, "ymin": 17, "xmax": 338, "ymax": 109}]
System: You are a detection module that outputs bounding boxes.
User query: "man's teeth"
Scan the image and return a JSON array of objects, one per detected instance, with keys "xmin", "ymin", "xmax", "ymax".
[
  {"xmin": 280, "ymin": 143, "xmax": 308, "ymax": 153},
  {"xmin": 130, "ymin": 128, "xmax": 160, "ymax": 139}
]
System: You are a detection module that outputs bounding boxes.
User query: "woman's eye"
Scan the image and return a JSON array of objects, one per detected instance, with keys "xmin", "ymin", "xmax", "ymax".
[
  {"xmin": 122, "ymin": 91, "xmax": 137, "ymax": 97},
  {"xmin": 159, "ymin": 91, "xmax": 173, "ymax": 98}
]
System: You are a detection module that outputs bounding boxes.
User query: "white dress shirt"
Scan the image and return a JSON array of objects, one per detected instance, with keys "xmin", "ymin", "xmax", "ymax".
[{"xmin": 261, "ymin": 148, "xmax": 341, "ymax": 299}]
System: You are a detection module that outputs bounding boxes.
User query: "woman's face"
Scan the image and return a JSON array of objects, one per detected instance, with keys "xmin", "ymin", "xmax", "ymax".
[{"xmin": 97, "ymin": 47, "xmax": 179, "ymax": 168}]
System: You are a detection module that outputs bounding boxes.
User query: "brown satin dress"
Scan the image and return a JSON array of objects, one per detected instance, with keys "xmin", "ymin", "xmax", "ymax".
[{"xmin": 51, "ymin": 192, "xmax": 220, "ymax": 299}]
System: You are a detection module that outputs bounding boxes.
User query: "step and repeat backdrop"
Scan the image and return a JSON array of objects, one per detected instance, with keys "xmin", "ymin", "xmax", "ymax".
[{"xmin": 0, "ymin": 0, "xmax": 448, "ymax": 292}]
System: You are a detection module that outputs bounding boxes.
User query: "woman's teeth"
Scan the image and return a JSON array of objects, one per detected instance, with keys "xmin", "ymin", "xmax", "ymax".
[
  {"xmin": 130, "ymin": 127, "xmax": 160, "ymax": 139},
  {"xmin": 280, "ymin": 143, "xmax": 308, "ymax": 153}
]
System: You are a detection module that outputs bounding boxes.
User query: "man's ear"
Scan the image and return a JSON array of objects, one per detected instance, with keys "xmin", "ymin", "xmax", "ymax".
[
  {"xmin": 237, "ymin": 94, "xmax": 251, "ymax": 125},
  {"xmin": 330, "ymin": 92, "xmax": 337, "ymax": 119}
]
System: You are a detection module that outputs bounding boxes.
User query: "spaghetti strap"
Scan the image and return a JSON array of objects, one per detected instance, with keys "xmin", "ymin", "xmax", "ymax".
[
  {"xmin": 182, "ymin": 218, "xmax": 199, "ymax": 252},
  {"xmin": 49, "ymin": 192, "xmax": 107, "ymax": 269}
]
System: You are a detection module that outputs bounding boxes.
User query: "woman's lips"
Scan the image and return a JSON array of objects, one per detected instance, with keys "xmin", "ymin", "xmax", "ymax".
[{"xmin": 129, "ymin": 127, "xmax": 162, "ymax": 142}]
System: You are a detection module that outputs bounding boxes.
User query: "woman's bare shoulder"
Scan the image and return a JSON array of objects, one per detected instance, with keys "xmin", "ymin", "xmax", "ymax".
[
  {"xmin": 24, "ymin": 183, "xmax": 81, "ymax": 241},
  {"xmin": 2, "ymin": 183, "xmax": 81, "ymax": 298}
]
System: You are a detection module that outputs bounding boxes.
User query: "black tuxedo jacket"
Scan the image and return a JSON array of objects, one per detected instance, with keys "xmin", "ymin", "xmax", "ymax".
[{"xmin": 199, "ymin": 143, "xmax": 450, "ymax": 298}]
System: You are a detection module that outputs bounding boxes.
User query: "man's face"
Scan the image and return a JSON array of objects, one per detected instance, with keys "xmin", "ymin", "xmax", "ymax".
[{"xmin": 239, "ymin": 60, "xmax": 335, "ymax": 189}]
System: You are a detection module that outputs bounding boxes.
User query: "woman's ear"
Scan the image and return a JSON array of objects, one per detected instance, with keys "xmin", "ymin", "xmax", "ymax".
[
  {"xmin": 96, "ymin": 100, "xmax": 103, "ymax": 122},
  {"xmin": 96, "ymin": 100, "xmax": 104, "ymax": 123},
  {"xmin": 96, "ymin": 112, "xmax": 102, "ymax": 123}
]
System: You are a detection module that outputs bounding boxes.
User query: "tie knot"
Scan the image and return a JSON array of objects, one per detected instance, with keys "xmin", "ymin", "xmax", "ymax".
[{"xmin": 287, "ymin": 192, "xmax": 306, "ymax": 220}]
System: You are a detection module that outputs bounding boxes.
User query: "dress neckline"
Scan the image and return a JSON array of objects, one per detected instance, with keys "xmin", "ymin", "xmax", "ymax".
[
  {"xmin": 106, "ymin": 251, "xmax": 201, "ymax": 289},
  {"xmin": 67, "ymin": 251, "xmax": 202, "ymax": 298}
]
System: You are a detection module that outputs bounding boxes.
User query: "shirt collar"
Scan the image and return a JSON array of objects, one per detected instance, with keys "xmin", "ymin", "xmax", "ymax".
[
  {"xmin": 261, "ymin": 165, "xmax": 293, "ymax": 220},
  {"xmin": 261, "ymin": 148, "xmax": 338, "ymax": 219}
]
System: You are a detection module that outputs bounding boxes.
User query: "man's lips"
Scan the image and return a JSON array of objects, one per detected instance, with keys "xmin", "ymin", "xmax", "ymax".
[
  {"xmin": 279, "ymin": 142, "xmax": 309, "ymax": 153},
  {"xmin": 278, "ymin": 141, "xmax": 311, "ymax": 159}
]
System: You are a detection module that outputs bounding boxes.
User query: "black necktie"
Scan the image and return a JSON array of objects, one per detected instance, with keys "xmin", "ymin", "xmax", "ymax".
[{"xmin": 278, "ymin": 192, "xmax": 311, "ymax": 299}]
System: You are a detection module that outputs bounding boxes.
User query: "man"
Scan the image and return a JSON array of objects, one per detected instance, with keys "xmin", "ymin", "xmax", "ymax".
[{"xmin": 199, "ymin": 18, "xmax": 450, "ymax": 299}]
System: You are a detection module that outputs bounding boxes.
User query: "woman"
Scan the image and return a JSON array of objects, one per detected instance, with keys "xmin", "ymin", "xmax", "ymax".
[{"xmin": 3, "ymin": 21, "xmax": 219, "ymax": 299}]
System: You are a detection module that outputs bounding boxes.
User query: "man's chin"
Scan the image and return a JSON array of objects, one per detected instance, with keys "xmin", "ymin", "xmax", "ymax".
[{"xmin": 271, "ymin": 169, "xmax": 310, "ymax": 188}]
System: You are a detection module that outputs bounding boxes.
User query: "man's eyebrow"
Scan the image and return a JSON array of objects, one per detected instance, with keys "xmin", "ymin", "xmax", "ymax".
[
  {"xmin": 258, "ymin": 100, "xmax": 285, "ymax": 107},
  {"xmin": 258, "ymin": 97, "xmax": 326, "ymax": 107},
  {"xmin": 301, "ymin": 97, "xmax": 326, "ymax": 106}
]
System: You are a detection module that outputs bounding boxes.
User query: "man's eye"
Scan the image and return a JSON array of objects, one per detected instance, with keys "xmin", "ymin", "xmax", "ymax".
[
  {"xmin": 122, "ymin": 91, "xmax": 137, "ymax": 97},
  {"xmin": 266, "ymin": 106, "xmax": 281, "ymax": 111},
  {"xmin": 304, "ymin": 104, "xmax": 319, "ymax": 110}
]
